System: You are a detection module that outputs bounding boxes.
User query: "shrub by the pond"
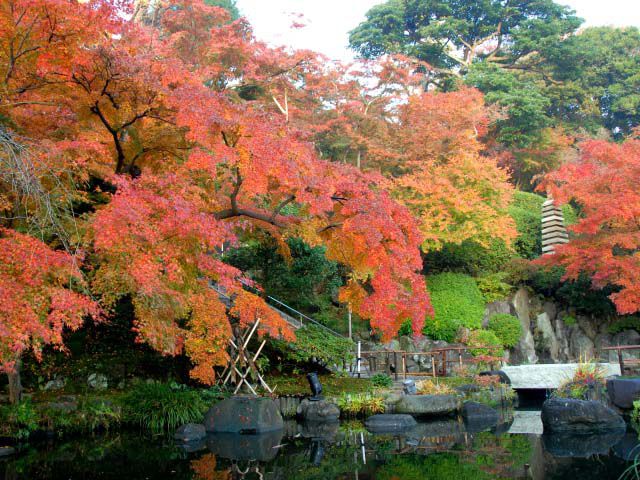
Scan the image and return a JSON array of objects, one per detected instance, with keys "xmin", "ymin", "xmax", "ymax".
[
  {"xmin": 416, "ymin": 379, "xmax": 455, "ymax": 395},
  {"xmin": 271, "ymin": 324, "xmax": 355, "ymax": 369},
  {"xmin": 0, "ymin": 400, "xmax": 39, "ymax": 440},
  {"xmin": 487, "ymin": 314, "xmax": 522, "ymax": 348},
  {"xmin": 468, "ymin": 330, "xmax": 504, "ymax": 357},
  {"xmin": 121, "ymin": 382, "xmax": 208, "ymax": 434},
  {"xmin": 423, "ymin": 273, "xmax": 485, "ymax": 342},
  {"xmin": 336, "ymin": 392, "xmax": 385, "ymax": 418},
  {"xmin": 370, "ymin": 373, "xmax": 393, "ymax": 389}
]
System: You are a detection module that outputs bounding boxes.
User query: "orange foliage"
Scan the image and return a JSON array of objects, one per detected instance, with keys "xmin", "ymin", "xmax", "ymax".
[
  {"xmin": 539, "ymin": 138, "xmax": 640, "ymax": 315},
  {"xmin": 0, "ymin": 229, "xmax": 99, "ymax": 373},
  {"xmin": 0, "ymin": 0, "xmax": 432, "ymax": 380}
]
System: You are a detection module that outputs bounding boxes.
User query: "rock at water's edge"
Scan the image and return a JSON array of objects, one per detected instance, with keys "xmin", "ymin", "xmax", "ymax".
[
  {"xmin": 174, "ymin": 423, "xmax": 206, "ymax": 443},
  {"xmin": 395, "ymin": 395, "xmax": 461, "ymax": 417},
  {"xmin": 296, "ymin": 399, "xmax": 340, "ymax": 422},
  {"xmin": 205, "ymin": 396, "xmax": 283, "ymax": 433},
  {"xmin": 541, "ymin": 397, "xmax": 625, "ymax": 434}
]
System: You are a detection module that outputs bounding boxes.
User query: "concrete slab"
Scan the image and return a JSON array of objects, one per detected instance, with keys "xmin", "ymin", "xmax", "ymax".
[
  {"xmin": 501, "ymin": 363, "xmax": 621, "ymax": 390},
  {"xmin": 508, "ymin": 410, "xmax": 543, "ymax": 435}
]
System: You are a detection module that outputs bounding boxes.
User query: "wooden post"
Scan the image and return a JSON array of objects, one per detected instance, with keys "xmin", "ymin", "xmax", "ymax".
[
  {"xmin": 431, "ymin": 354, "xmax": 436, "ymax": 378},
  {"xmin": 618, "ymin": 347, "xmax": 625, "ymax": 375},
  {"xmin": 393, "ymin": 352, "xmax": 398, "ymax": 380},
  {"xmin": 356, "ymin": 342, "xmax": 361, "ymax": 378},
  {"xmin": 402, "ymin": 353, "xmax": 406, "ymax": 380}
]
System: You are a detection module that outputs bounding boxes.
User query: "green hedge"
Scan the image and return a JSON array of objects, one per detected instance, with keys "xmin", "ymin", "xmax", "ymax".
[
  {"xmin": 468, "ymin": 329, "xmax": 504, "ymax": 357},
  {"xmin": 423, "ymin": 273, "xmax": 485, "ymax": 342},
  {"xmin": 487, "ymin": 314, "xmax": 522, "ymax": 348}
]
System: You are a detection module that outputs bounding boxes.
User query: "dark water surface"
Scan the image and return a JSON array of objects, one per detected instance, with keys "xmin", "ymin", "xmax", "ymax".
[{"xmin": 1, "ymin": 411, "xmax": 638, "ymax": 479}]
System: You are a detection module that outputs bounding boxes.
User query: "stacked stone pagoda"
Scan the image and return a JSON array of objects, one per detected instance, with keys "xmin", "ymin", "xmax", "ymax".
[{"xmin": 541, "ymin": 197, "xmax": 569, "ymax": 255}]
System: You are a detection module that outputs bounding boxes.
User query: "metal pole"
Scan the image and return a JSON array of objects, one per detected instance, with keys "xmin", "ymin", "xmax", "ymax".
[
  {"xmin": 348, "ymin": 305, "xmax": 353, "ymax": 340},
  {"xmin": 357, "ymin": 342, "xmax": 361, "ymax": 378}
]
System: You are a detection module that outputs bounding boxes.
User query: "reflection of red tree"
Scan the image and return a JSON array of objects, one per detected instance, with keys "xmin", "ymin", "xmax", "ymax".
[{"xmin": 190, "ymin": 454, "xmax": 230, "ymax": 480}]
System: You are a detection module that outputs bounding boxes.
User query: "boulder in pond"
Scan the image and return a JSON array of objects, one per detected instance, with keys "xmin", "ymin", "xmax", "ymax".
[
  {"xmin": 174, "ymin": 423, "xmax": 206, "ymax": 443},
  {"xmin": 607, "ymin": 377, "xmax": 640, "ymax": 410},
  {"xmin": 365, "ymin": 414, "xmax": 417, "ymax": 433},
  {"xmin": 541, "ymin": 397, "xmax": 625, "ymax": 434},
  {"xmin": 297, "ymin": 399, "xmax": 340, "ymax": 422},
  {"xmin": 462, "ymin": 401, "xmax": 500, "ymax": 433},
  {"xmin": 205, "ymin": 396, "xmax": 283, "ymax": 434},
  {"xmin": 395, "ymin": 394, "xmax": 461, "ymax": 417}
]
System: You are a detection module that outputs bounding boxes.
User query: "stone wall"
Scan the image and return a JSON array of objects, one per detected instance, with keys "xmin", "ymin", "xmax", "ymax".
[
  {"xmin": 488, "ymin": 287, "xmax": 640, "ymax": 365},
  {"xmin": 359, "ymin": 287, "xmax": 640, "ymax": 369}
]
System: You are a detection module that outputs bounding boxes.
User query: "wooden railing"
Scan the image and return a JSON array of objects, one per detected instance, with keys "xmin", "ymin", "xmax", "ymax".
[
  {"xmin": 601, "ymin": 345, "xmax": 640, "ymax": 374},
  {"xmin": 357, "ymin": 346, "xmax": 503, "ymax": 379}
]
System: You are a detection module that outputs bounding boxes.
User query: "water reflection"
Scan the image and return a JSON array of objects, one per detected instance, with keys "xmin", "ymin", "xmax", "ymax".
[{"xmin": 0, "ymin": 412, "xmax": 638, "ymax": 480}]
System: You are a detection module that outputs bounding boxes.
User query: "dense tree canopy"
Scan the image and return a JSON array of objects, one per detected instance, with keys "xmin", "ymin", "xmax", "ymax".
[{"xmin": 0, "ymin": 0, "xmax": 432, "ymax": 386}]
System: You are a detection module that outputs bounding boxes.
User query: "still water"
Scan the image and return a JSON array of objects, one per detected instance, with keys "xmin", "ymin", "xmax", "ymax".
[{"xmin": 1, "ymin": 411, "xmax": 638, "ymax": 479}]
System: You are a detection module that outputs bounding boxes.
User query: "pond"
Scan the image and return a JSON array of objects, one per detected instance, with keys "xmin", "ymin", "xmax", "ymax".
[{"xmin": 1, "ymin": 410, "xmax": 638, "ymax": 479}]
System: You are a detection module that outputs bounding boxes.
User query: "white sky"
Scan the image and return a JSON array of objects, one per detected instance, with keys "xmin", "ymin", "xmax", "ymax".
[{"xmin": 236, "ymin": 0, "xmax": 640, "ymax": 61}]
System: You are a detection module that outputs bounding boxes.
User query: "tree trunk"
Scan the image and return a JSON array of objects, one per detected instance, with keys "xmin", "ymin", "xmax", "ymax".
[{"xmin": 8, "ymin": 359, "xmax": 23, "ymax": 404}]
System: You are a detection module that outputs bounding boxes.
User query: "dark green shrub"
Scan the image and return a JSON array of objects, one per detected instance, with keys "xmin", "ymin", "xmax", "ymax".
[
  {"xmin": 508, "ymin": 191, "xmax": 544, "ymax": 260},
  {"xmin": 397, "ymin": 319, "xmax": 413, "ymax": 337},
  {"xmin": 608, "ymin": 316, "xmax": 640, "ymax": 334},
  {"xmin": 271, "ymin": 324, "xmax": 355, "ymax": 369},
  {"xmin": 422, "ymin": 239, "xmax": 512, "ymax": 276},
  {"xmin": 223, "ymin": 237, "xmax": 343, "ymax": 316},
  {"xmin": 370, "ymin": 373, "xmax": 393, "ymax": 389},
  {"xmin": 121, "ymin": 382, "xmax": 208, "ymax": 434},
  {"xmin": 423, "ymin": 273, "xmax": 485, "ymax": 342},
  {"xmin": 476, "ymin": 273, "xmax": 514, "ymax": 303},
  {"xmin": 487, "ymin": 314, "xmax": 522, "ymax": 348},
  {"xmin": 0, "ymin": 400, "xmax": 39, "ymax": 440},
  {"xmin": 468, "ymin": 330, "xmax": 504, "ymax": 357}
]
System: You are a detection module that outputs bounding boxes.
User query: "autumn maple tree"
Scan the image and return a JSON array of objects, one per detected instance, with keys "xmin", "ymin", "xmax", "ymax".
[
  {"xmin": 0, "ymin": 229, "xmax": 98, "ymax": 403},
  {"xmin": 540, "ymin": 138, "xmax": 640, "ymax": 315},
  {"xmin": 0, "ymin": 0, "xmax": 432, "ymax": 387}
]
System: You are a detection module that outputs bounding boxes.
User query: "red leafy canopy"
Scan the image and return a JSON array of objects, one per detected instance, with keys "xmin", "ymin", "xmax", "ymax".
[
  {"xmin": 0, "ymin": 229, "xmax": 99, "ymax": 373},
  {"xmin": 540, "ymin": 139, "xmax": 640, "ymax": 314},
  {"xmin": 1, "ymin": 0, "xmax": 432, "ymax": 382}
]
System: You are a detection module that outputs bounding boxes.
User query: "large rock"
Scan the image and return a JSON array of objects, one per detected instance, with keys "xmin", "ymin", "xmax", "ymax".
[
  {"xmin": 174, "ymin": 423, "xmax": 206, "ymax": 443},
  {"xmin": 296, "ymin": 399, "xmax": 340, "ymax": 422},
  {"xmin": 395, "ymin": 394, "xmax": 461, "ymax": 417},
  {"xmin": 569, "ymin": 327, "xmax": 595, "ymax": 361},
  {"xmin": 609, "ymin": 330, "xmax": 640, "ymax": 363},
  {"xmin": 510, "ymin": 288, "xmax": 538, "ymax": 365},
  {"xmin": 205, "ymin": 396, "xmax": 283, "ymax": 433},
  {"xmin": 483, "ymin": 300, "xmax": 513, "ymax": 328},
  {"xmin": 365, "ymin": 414, "xmax": 417, "ymax": 433},
  {"xmin": 607, "ymin": 377, "xmax": 640, "ymax": 410},
  {"xmin": 541, "ymin": 398, "xmax": 625, "ymax": 434},
  {"xmin": 536, "ymin": 313, "xmax": 560, "ymax": 362},
  {"xmin": 462, "ymin": 401, "xmax": 500, "ymax": 433}
]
